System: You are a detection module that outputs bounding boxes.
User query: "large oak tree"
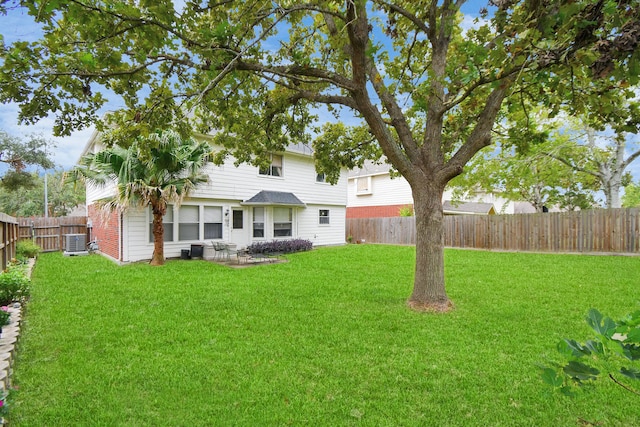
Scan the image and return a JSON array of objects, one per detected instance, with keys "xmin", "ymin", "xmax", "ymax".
[{"xmin": 2, "ymin": 1, "xmax": 639, "ymax": 310}]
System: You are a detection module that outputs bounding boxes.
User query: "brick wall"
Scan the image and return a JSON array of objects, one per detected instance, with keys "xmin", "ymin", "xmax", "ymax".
[
  {"xmin": 346, "ymin": 204, "xmax": 413, "ymax": 218},
  {"xmin": 88, "ymin": 205, "xmax": 120, "ymax": 261}
]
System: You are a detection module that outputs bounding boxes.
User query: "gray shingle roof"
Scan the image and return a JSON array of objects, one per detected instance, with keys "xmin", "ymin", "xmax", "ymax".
[
  {"xmin": 242, "ymin": 190, "xmax": 306, "ymax": 207},
  {"xmin": 348, "ymin": 159, "xmax": 392, "ymax": 177},
  {"xmin": 443, "ymin": 200, "xmax": 496, "ymax": 215}
]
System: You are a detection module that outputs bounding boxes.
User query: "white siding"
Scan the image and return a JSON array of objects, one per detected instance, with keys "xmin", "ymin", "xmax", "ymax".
[
  {"xmin": 347, "ymin": 174, "xmax": 414, "ymax": 207},
  {"xmin": 297, "ymin": 205, "xmax": 347, "ymax": 246},
  {"xmin": 86, "ymin": 180, "xmax": 116, "ymax": 205},
  {"xmin": 191, "ymin": 151, "xmax": 347, "ymax": 206}
]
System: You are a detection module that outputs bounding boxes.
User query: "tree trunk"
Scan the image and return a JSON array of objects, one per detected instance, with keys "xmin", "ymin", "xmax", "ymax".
[
  {"xmin": 407, "ymin": 183, "xmax": 453, "ymax": 312},
  {"xmin": 604, "ymin": 182, "xmax": 622, "ymax": 209},
  {"xmin": 149, "ymin": 201, "xmax": 166, "ymax": 266}
]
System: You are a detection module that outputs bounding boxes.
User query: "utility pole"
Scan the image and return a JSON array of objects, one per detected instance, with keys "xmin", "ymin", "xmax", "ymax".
[{"xmin": 44, "ymin": 170, "xmax": 48, "ymax": 218}]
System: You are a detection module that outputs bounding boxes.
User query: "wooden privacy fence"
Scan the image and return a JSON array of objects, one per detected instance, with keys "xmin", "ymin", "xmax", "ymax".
[
  {"xmin": 0, "ymin": 213, "xmax": 19, "ymax": 270},
  {"xmin": 18, "ymin": 217, "xmax": 88, "ymax": 252},
  {"xmin": 346, "ymin": 208, "xmax": 640, "ymax": 254}
]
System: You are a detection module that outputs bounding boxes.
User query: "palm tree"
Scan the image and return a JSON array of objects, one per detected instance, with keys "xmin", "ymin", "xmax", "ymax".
[{"xmin": 69, "ymin": 129, "xmax": 212, "ymax": 265}]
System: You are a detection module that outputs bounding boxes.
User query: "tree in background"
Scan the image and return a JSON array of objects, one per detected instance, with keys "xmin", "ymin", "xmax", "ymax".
[
  {"xmin": 542, "ymin": 119, "xmax": 640, "ymax": 209},
  {"xmin": 622, "ymin": 181, "xmax": 640, "ymax": 207},
  {"xmin": 453, "ymin": 143, "xmax": 599, "ymax": 213},
  {"xmin": 2, "ymin": 1, "xmax": 639, "ymax": 310},
  {"xmin": 67, "ymin": 130, "xmax": 212, "ymax": 266},
  {"xmin": 0, "ymin": 169, "xmax": 85, "ymax": 217},
  {"xmin": 0, "ymin": 131, "xmax": 55, "ymax": 190}
]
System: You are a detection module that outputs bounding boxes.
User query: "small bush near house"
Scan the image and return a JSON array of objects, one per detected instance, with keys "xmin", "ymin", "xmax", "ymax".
[
  {"xmin": 16, "ymin": 240, "xmax": 41, "ymax": 260},
  {"xmin": 0, "ymin": 267, "xmax": 31, "ymax": 306},
  {"xmin": 398, "ymin": 205, "xmax": 414, "ymax": 216},
  {"xmin": 246, "ymin": 239, "xmax": 313, "ymax": 254}
]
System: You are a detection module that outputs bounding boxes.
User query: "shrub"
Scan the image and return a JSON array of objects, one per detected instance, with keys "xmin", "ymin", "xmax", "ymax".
[
  {"xmin": 246, "ymin": 239, "xmax": 313, "ymax": 255},
  {"xmin": 0, "ymin": 267, "xmax": 31, "ymax": 306},
  {"xmin": 17, "ymin": 240, "xmax": 41, "ymax": 259}
]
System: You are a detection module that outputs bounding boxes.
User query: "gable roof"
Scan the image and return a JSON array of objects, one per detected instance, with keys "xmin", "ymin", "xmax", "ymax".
[
  {"xmin": 348, "ymin": 159, "xmax": 392, "ymax": 178},
  {"xmin": 241, "ymin": 190, "xmax": 306, "ymax": 207},
  {"xmin": 443, "ymin": 200, "xmax": 496, "ymax": 215}
]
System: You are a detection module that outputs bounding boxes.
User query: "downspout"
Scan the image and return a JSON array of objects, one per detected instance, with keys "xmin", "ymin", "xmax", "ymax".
[{"xmin": 119, "ymin": 212, "xmax": 123, "ymax": 262}]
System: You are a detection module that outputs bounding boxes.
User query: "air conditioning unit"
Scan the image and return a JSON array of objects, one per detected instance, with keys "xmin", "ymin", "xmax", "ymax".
[{"xmin": 64, "ymin": 234, "xmax": 88, "ymax": 256}]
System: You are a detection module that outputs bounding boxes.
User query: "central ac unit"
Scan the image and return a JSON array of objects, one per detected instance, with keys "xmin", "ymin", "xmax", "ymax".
[{"xmin": 64, "ymin": 234, "xmax": 88, "ymax": 255}]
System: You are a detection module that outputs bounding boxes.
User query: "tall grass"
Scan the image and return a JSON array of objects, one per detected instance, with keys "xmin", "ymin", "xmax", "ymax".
[{"xmin": 9, "ymin": 246, "xmax": 640, "ymax": 426}]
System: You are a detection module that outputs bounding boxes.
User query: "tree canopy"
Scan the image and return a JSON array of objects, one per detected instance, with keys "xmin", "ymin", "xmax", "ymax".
[{"xmin": 2, "ymin": 1, "xmax": 640, "ymax": 309}]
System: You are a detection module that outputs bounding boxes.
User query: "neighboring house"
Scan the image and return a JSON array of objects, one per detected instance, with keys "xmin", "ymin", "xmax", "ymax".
[
  {"xmin": 347, "ymin": 160, "xmax": 520, "ymax": 218},
  {"xmin": 81, "ymin": 133, "xmax": 348, "ymax": 263}
]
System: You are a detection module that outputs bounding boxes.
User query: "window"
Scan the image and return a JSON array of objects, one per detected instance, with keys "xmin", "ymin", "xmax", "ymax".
[
  {"xmin": 179, "ymin": 205, "xmax": 199, "ymax": 241},
  {"xmin": 273, "ymin": 207, "xmax": 292, "ymax": 237},
  {"xmin": 149, "ymin": 206, "xmax": 173, "ymax": 242},
  {"xmin": 356, "ymin": 177, "xmax": 371, "ymax": 195},
  {"xmin": 232, "ymin": 210, "xmax": 243, "ymax": 229},
  {"xmin": 316, "ymin": 172, "xmax": 326, "ymax": 183},
  {"xmin": 253, "ymin": 207, "xmax": 265, "ymax": 237},
  {"xmin": 204, "ymin": 206, "xmax": 223, "ymax": 239},
  {"xmin": 259, "ymin": 154, "xmax": 283, "ymax": 177},
  {"xmin": 319, "ymin": 209, "xmax": 330, "ymax": 225}
]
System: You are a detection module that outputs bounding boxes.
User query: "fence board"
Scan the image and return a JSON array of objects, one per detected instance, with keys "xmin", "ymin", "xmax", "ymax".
[
  {"xmin": 0, "ymin": 213, "xmax": 18, "ymax": 270},
  {"xmin": 347, "ymin": 208, "xmax": 640, "ymax": 254},
  {"xmin": 18, "ymin": 217, "xmax": 88, "ymax": 252}
]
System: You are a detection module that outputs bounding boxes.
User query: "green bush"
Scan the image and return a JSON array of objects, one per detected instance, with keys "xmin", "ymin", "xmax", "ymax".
[
  {"xmin": 16, "ymin": 240, "xmax": 41, "ymax": 259},
  {"xmin": 0, "ymin": 268, "xmax": 31, "ymax": 306}
]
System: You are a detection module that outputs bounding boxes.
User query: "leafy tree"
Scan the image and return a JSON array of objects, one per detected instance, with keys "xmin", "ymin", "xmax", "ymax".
[
  {"xmin": 2, "ymin": 1, "xmax": 639, "ymax": 310},
  {"xmin": 0, "ymin": 169, "xmax": 85, "ymax": 217},
  {"xmin": 67, "ymin": 129, "xmax": 212, "ymax": 266},
  {"xmin": 0, "ymin": 131, "xmax": 55, "ymax": 191},
  {"xmin": 622, "ymin": 181, "xmax": 640, "ymax": 207}
]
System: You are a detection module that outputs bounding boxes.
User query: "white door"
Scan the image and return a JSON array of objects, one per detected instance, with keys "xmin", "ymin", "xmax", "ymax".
[{"xmin": 230, "ymin": 208, "xmax": 249, "ymax": 248}]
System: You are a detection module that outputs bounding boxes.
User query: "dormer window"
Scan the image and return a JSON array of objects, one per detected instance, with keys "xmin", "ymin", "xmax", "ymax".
[{"xmin": 356, "ymin": 176, "xmax": 372, "ymax": 195}]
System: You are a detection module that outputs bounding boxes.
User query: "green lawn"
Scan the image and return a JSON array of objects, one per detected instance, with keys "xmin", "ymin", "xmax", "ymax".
[{"xmin": 9, "ymin": 245, "xmax": 640, "ymax": 426}]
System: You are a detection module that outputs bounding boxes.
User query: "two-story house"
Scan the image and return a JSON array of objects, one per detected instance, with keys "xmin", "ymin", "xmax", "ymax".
[{"xmin": 82, "ymin": 132, "xmax": 348, "ymax": 263}]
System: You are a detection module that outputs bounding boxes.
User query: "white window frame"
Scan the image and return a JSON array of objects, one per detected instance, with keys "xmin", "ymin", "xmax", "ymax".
[
  {"xmin": 273, "ymin": 207, "xmax": 293, "ymax": 237},
  {"xmin": 253, "ymin": 207, "xmax": 265, "ymax": 238},
  {"xmin": 319, "ymin": 209, "xmax": 330, "ymax": 225},
  {"xmin": 356, "ymin": 176, "xmax": 372, "ymax": 195},
  {"xmin": 204, "ymin": 206, "xmax": 223, "ymax": 239},
  {"xmin": 178, "ymin": 205, "xmax": 200, "ymax": 241},
  {"xmin": 259, "ymin": 153, "xmax": 283, "ymax": 177}
]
